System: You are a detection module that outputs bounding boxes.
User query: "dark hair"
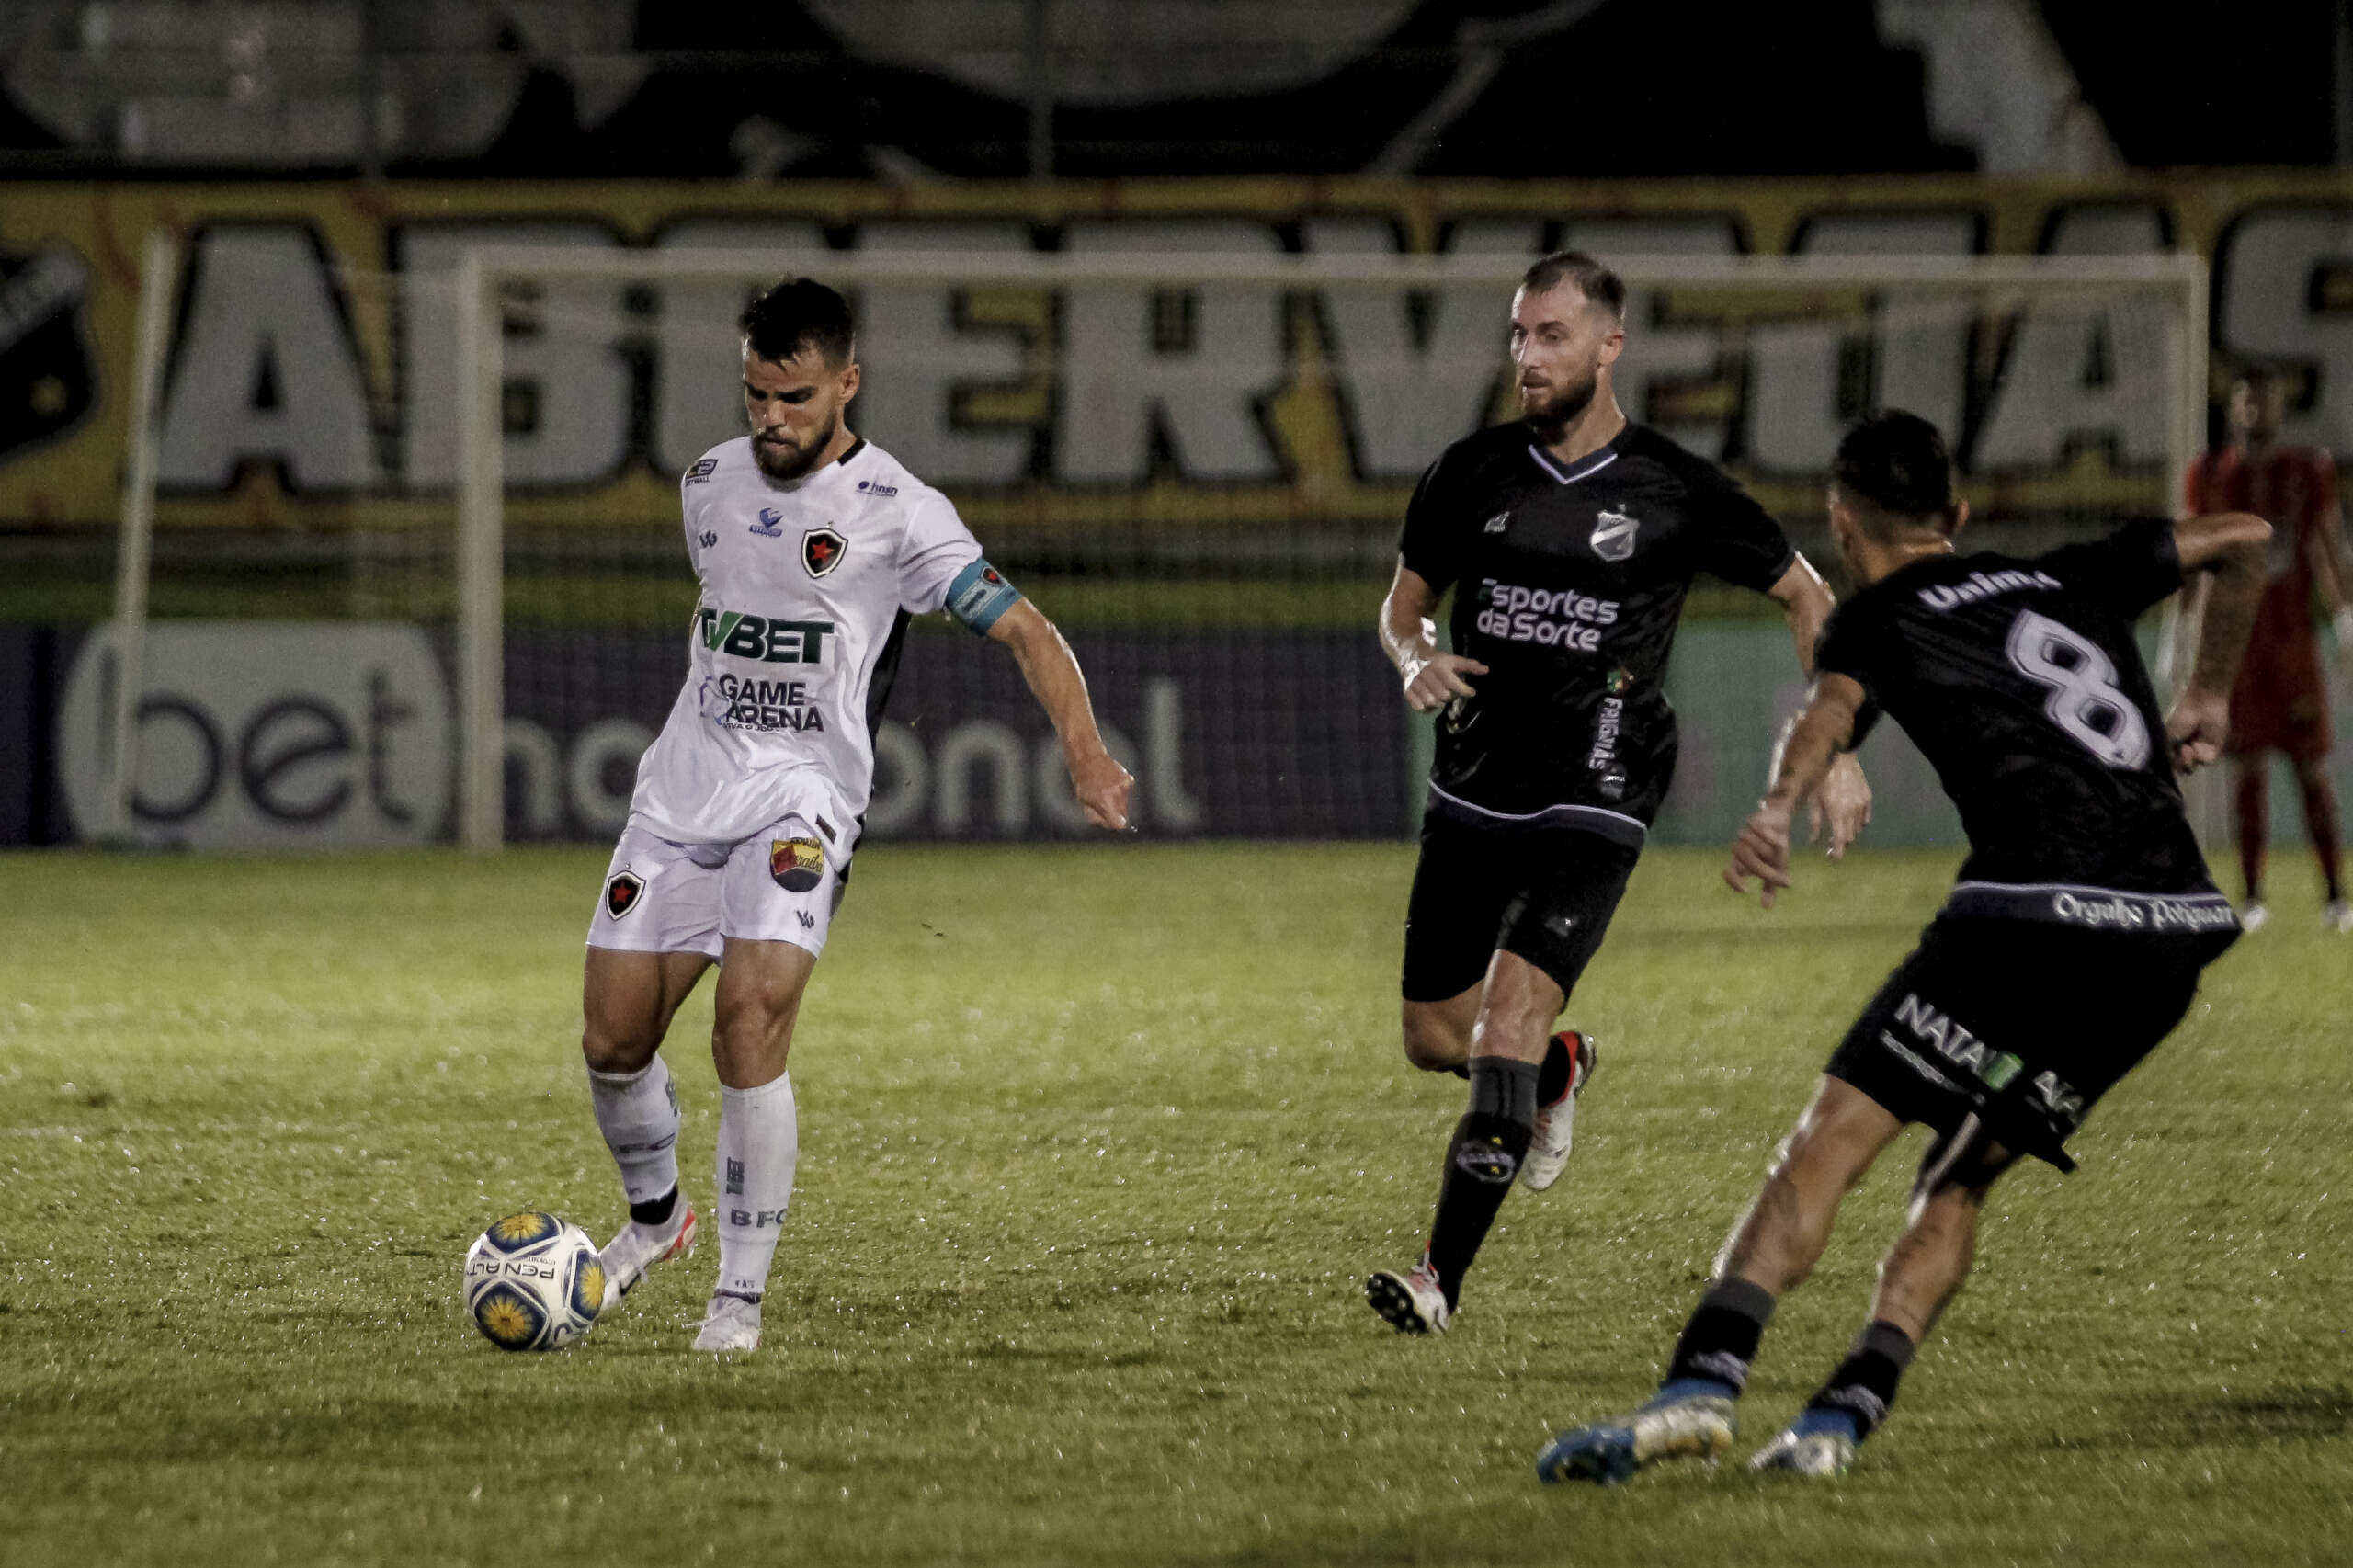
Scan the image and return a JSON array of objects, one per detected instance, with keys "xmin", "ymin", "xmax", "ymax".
[
  {"xmin": 1519, "ymin": 251, "xmax": 1625, "ymax": 320},
  {"xmin": 740, "ymin": 277, "xmax": 856, "ymax": 366},
  {"xmin": 2233, "ymin": 363, "xmax": 2281, "ymax": 392},
  {"xmin": 1832, "ymin": 410, "xmax": 1956, "ymax": 524}
]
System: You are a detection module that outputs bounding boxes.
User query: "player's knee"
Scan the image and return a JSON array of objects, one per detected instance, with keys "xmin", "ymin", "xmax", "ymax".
[
  {"xmin": 1768, "ymin": 1121, "xmax": 1844, "ymax": 1194},
  {"xmin": 581, "ymin": 1016, "xmax": 661, "ymax": 1075},
  {"xmin": 1400, "ymin": 1005, "xmax": 1468, "ymax": 1072},
  {"xmin": 712, "ymin": 984, "xmax": 801, "ymax": 1057}
]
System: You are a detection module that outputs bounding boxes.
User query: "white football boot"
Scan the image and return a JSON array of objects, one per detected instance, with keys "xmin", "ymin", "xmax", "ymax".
[
  {"xmin": 598, "ymin": 1200, "xmax": 699, "ymax": 1312},
  {"xmin": 1749, "ymin": 1425, "xmax": 1856, "ymax": 1477},
  {"xmin": 2324, "ymin": 898, "xmax": 2352, "ymax": 935},
  {"xmin": 1520, "ymin": 1031, "xmax": 1597, "ymax": 1192},
  {"xmin": 2241, "ymin": 900, "xmax": 2270, "ymax": 933},
  {"xmin": 1535, "ymin": 1388, "xmax": 1738, "ymax": 1484},
  {"xmin": 691, "ymin": 1290, "xmax": 763, "ymax": 1352},
  {"xmin": 1365, "ymin": 1257, "xmax": 1451, "ymax": 1335}
]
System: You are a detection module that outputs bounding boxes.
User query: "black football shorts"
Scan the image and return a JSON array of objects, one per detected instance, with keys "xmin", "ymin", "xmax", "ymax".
[
  {"xmin": 1401, "ymin": 810, "xmax": 1640, "ymax": 1003},
  {"xmin": 1825, "ymin": 915, "xmax": 2235, "ymax": 1171}
]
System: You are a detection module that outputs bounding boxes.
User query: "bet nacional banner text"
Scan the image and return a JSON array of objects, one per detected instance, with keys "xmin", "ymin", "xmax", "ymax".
[{"xmin": 13, "ymin": 618, "xmax": 2352, "ymax": 848}]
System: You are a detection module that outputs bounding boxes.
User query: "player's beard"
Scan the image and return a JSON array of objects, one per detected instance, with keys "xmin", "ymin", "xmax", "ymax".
[
  {"xmin": 752, "ymin": 408, "xmax": 839, "ymax": 481},
  {"xmin": 1519, "ymin": 364, "xmax": 1598, "ymax": 434}
]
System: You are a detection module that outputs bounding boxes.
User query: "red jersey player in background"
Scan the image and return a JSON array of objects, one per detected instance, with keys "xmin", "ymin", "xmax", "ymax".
[{"xmin": 2183, "ymin": 367, "xmax": 2353, "ymax": 932}]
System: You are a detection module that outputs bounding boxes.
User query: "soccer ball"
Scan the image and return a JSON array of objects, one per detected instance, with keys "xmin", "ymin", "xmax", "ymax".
[{"xmin": 462, "ymin": 1211, "xmax": 605, "ymax": 1351}]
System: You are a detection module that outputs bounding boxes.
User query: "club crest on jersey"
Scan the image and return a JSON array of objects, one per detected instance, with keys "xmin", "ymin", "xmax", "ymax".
[
  {"xmin": 802, "ymin": 526, "xmax": 847, "ymax": 578},
  {"xmin": 604, "ymin": 870, "xmax": 645, "ymax": 920},
  {"xmin": 1483, "ymin": 510, "xmax": 1511, "ymax": 534},
  {"xmin": 1591, "ymin": 507, "xmax": 1640, "ymax": 562},
  {"xmin": 749, "ymin": 507, "xmax": 784, "ymax": 537},
  {"xmin": 770, "ymin": 836, "xmax": 824, "ymax": 892}
]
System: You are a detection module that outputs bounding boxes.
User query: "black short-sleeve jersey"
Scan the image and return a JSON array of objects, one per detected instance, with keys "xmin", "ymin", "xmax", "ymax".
[
  {"xmin": 1398, "ymin": 421, "xmax": 1797, "ymax": 843},
  {"xmin": 1814, "ymin": 518, "xmax": 2209, "ymax": 893}
]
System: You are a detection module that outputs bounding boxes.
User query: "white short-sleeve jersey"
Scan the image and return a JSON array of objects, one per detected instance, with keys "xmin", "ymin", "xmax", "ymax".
[{"xmin": 626, "ymin": 435, "xmax": 983, "ymax": 844}]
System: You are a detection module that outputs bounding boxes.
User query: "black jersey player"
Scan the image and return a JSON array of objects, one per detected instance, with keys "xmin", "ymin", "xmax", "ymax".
[
  {"xmin": 1537, "ymin": 411, "xmax": 2268, "ymax": 1483},
  {"xmin": 1367, "ymin": 252, "xmax": 1872, "ymax": 1335}
]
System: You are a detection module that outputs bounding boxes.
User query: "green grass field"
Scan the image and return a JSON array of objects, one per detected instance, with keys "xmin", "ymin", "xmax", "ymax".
[{"xmin": 3, "ymin": 843, "xmax": 2347, "ymax": 1566}]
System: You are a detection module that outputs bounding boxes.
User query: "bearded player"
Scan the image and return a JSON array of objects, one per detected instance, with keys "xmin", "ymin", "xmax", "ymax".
[
  {"xmin": 579, "ymin": 278, "xmax": 1132, "ymax": 1351},
  {"xmin": 1538, "ymin": 412, "xmax": 2268, "ymax": 1483},
  {"xmin": 1365, "ymin": 252, "xmax": 1871, "ymax": 1335},
  {"xmin": 2183, "ymin": 367, "xmax": 2353, "ymax": 932}
]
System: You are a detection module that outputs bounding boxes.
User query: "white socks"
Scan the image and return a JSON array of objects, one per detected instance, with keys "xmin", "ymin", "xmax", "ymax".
[
  {"xmin": 591, "ymin": 1057, "xmax": 799, "ymax": 1301},
  {"xmin": 586, "ymin": 1055, "xmax": 681, "ymax": 1208},
  {"xmin": 714, "ymin": 1073, "xmax": 799, "ymax": 1300}
]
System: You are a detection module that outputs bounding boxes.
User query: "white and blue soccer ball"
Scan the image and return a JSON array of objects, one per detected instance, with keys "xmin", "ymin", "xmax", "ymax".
[{"xmin": 462, "ymin": 1211, "xmax": 604, "ymax": 1352}]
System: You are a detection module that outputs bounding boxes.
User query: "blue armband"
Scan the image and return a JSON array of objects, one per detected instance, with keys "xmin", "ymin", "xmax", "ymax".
[{"xmin": 946, "ymin": 558, "xmax": 1022, "ymax": 635}]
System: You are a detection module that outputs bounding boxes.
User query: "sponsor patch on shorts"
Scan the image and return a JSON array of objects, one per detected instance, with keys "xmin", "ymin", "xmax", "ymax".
[
  {"xmin": 605, "ymin": 869, "xmax": 645, "ymax": 919},
  {"xmin": 770, "ymin": 836, "xmax": 824, "ymax": 892}
]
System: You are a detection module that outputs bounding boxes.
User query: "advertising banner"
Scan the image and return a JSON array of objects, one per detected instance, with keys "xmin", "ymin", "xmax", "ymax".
[
  {"xmin": 18, "ymin": 618, "xmax": 2350, "ymax": 849},
  {"xmin": 9, "ymin": 173, "xmax": 2353, "ymax": 536},
  {"xmin": 499, "ymin": 626, "xmax": 1410, "ymax": 843},
  {"xmin": 51, "ymin": 622, "xmax": 451, "ymax": 848}
]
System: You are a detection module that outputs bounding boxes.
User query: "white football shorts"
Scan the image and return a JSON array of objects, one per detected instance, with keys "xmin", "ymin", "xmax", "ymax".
[{"xmin": 586, "ymin": 811, "xmax": 850, "ymax": 960}]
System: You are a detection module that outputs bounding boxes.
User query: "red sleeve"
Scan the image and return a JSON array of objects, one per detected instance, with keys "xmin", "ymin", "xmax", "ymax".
[{"xmin": 2182, "ymin": 452, "xmax": 2210, "ymax": 516}]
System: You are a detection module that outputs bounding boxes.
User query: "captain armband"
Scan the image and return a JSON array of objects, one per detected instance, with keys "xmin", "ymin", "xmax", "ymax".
[{"xmin": 946, "ymin": 558, "xmax": 1023, "ymax": 635}]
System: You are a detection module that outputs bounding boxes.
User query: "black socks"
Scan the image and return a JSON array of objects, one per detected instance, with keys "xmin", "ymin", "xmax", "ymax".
[
  {"xmin": 1426, "ymin": 1057, "xmax": 1540, "ymax": 1307},
  {"xmin": 1447, "ymin": 1032, "xmax": 1573, "ymax": 1099},
  {"xmin": 630, "ymin": 1185, "xmax": 679, "ymax": 1228},
  {"xmin": 1802, "ymin": 1319, "xmax": 1917, "ymax": 1440},
  {"xmin": 1661, "ymin": 1288, "xmax": 1918, "ymax": 1448},
  {"xmin": 1536, "ymin": 1031, "xmax": 1576, "ymax": 1106},
  {"xmin": 1664, "ymin": 1277, "xmax": 1779, "ymax": 1395}
]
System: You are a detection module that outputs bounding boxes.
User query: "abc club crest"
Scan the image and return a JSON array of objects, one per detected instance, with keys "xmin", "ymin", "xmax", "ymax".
[
  {"xmin": 770, "ymin": 836, "xmax": 824, "ymax": 892},
  {"xmin": 0, "ymin": 244, "xmax": 98, "ymax": 462},
  {"xmin": 802, "ymin": 527, "xmax": 847, "ymax": 578},
  {"xmin": 604, "ymin": 869, "xmax": 645, "ymax": 919},
  {"xmin": 1590, "ymin": 506, "xmax": 1640, "ymax": 562}
]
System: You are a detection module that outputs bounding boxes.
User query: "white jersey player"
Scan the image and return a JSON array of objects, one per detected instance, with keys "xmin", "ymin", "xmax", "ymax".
[{"xmin": 578, "ymin": 278, "xmax": 1133, "ymax": 1352}]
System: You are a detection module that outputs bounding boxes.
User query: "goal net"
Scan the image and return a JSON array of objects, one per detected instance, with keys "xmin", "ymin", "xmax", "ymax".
[{"xmin": 91, "ymin": 242, "xmax": 2208, "ymax": 851}]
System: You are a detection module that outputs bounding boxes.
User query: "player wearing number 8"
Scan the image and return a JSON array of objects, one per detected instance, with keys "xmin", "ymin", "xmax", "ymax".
[{"xmin": 1536, "ymin": 411, "xmax": 2271, "ymax": 1485}]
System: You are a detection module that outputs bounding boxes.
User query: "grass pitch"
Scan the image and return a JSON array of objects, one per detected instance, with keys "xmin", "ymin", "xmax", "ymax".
[{"xmin": 2, "ymin": 842, "xmax": 2348, "ymax": 1567}]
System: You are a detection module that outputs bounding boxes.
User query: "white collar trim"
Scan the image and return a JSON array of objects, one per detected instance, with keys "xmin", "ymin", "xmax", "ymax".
[{"xmin": 1528, "ymin": 445, "xmax": 1620, "ymax": 485}]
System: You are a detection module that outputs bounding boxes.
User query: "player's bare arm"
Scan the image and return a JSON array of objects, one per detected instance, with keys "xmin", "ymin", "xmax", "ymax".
[
  {"xmin": 1765, "ymin": 555, "xmax": 1872, "ymax": 855},
  {"xmin": 1725, "ymin": 673, "xmax": 1866, "ymax": 909},
  {"xmin": 2167, "ymin": 510, "xmax": 2274, "ymax": 770},
  {"xmin": 1380, "ymin": 561, "xmax": 1487, "ymax": 712},
  {"xmin": 986, "ymin": 598, "xmax": 1135, "ymax": 830}
]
